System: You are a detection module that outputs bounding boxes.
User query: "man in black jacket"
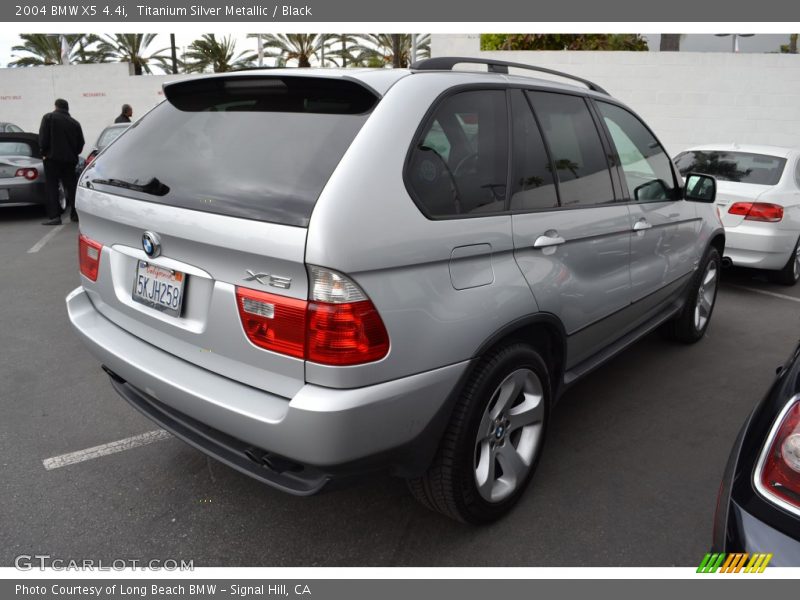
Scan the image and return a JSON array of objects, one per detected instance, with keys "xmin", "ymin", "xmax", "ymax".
[
  {"xmin": 114, "ymin": 104, "xmax": 132, "ymax": 123},
  {"xmin": 38, "ymin": 98, "xmax": 84, "ymax": 225}
]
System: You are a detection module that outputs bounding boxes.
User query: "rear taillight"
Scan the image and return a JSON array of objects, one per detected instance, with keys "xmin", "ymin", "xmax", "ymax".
[
  {"xmin": 14, "ymin": 167, "xmax": 38, "ymax": 180},
  {"xmin": 756, "ymin": 397, "xmax": 800, "ymax": 516},
  {"xmin": 85, "ymin": 152, "xmax": 97, "ymax": 166},
  {"xmin": 728, "ymin": 202, "xmax": 784, "ymax": 222},
  {"xmin": 78, "ymin": 233, "xmax": 102, "ymax": 281},
  {"xmin": 236, "ymin": 266, "xmax": 390, "ymax": 366},
  {"xmin": 236, "ymin": 288, "xmax": 306, "ymax": 359}
]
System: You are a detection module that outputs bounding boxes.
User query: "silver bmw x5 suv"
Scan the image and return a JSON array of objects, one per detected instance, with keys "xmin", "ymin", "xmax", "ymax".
[{"xmin": 67, "ymin": 57, "xmax": 724, "ymax": 523}]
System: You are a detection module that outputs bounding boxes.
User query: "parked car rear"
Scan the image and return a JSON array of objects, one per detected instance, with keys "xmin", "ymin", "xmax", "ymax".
[
  {"xmin": 675, "ymin": 145, "xmax": 800, "ymax": 284},
  {"xmin": 0, "ymin": 132, "xmax": 47, "ymax": 208},
  {"xmin": 713, "ymin": 340, "xmax": 800, "ymax": 564}
]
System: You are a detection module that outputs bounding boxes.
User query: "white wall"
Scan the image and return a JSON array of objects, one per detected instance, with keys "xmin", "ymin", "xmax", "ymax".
[
  {"xmin": 432, "ymin": 34, "xmax": 800, "ymax": 154},
  {"xmin": 4, "ymin": 43, "xmax": 800, "ymax": 157},
  {"xmin": 0, "ymin": 62, "xmax": 193, "ymax": 152}
]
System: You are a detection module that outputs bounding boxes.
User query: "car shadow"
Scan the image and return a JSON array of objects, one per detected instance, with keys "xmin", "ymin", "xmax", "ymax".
[{"xmin": 0, "ymin": 205, "xmax": 45, "ymax": 222}]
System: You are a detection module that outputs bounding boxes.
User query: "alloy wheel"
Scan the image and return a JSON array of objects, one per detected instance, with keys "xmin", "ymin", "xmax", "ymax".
[{"xmin": 474, "ymin": 368, "xmax": 545, "ymax": 503}]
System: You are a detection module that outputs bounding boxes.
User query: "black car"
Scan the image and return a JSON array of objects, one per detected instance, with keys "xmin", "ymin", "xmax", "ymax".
[{"xmin": 714, "ymin": 341, "xmax": 800, "ymax": 564}]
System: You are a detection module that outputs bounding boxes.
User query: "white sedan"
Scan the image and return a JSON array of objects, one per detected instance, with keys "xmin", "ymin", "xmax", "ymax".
[{"xmin": 675, "ymin": 144, "xmax": 800, "ymax": 285}]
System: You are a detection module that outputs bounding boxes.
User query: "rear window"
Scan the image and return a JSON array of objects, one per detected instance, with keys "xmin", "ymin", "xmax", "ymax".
[
  {"xmin": 675, "ymin": 151, "xmax": 786, "ymax": 186},
  {"xmin": 83, "ymin": 76, "xmax": 377, "ymax": 227},
  {"xmin": 0, "ymin": 140, "xmax": 35, "ymax": 157},
  {"xmin": 97, "ymin": 126, "xmax": 128, "ymax": 150}
]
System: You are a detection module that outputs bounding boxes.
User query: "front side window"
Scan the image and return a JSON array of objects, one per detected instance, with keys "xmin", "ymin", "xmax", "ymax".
[
  {"xmin": 407, "ymin": 90, "xmax": 508, "ymax": 217},
  {"xmin": 526, "ymin": 91, "xmax": 615, "ymax": 207},
  {"xmin": 597, "ymin": 102, "xmax": 676, "ymax": 202}
]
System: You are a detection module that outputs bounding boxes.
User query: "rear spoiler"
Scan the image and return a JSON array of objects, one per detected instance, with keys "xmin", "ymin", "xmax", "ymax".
[{"xmin": 162, "ymin": 74, "xmax": 379, "ymax": 115}]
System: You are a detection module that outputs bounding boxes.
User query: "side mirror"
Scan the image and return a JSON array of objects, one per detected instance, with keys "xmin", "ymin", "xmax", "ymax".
[
  {"xmin": 634, "ymin": 179, "xmax": 670, "ymax": 201},
  {"xmin": 684, "ymin": 173, "xmax": 716, "ymax": 203}
]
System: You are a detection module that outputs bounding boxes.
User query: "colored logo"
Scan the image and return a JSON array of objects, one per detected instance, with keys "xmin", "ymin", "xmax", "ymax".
[
  {"xmin": 697, "ymin": 552, "xmax": 772, "ymax": 573},
  {"xmin": 142, "ymin": 231, "xmax": 161, "ymax": 258}
]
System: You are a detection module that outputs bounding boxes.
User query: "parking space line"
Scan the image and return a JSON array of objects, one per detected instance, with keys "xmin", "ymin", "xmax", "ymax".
[
  {"xmin": 27, "ymin": 224, "xmax": 65, "ymax": 254},
  {"xmin": 42, "ymin": 430, "xmax": 172, "ymax": 471},
  {"xmin": 728, "ymin": 284, "xmax": 800, "ymax": 304}
]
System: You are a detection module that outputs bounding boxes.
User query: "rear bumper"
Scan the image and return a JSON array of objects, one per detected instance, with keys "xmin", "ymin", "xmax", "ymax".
[
  {"xmin": 724, "ymin": 224, "xmax": 798, "ymax": 271},
  {"xmin": 0, "ymin": 180, "xmax": 46, "ymax": 206},
  {"xmin": 66, "ymin": 286, "xmax": 468, "ymax": 493},
  {"xmin": 722, "ymin": 501, "xmax": 800, "ymax": 566}
]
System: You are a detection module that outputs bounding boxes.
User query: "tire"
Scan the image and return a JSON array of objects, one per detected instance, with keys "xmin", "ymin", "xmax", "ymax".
[
  {"xmin": 768, "ymin": 238, "xmax": 800, "ymax": 286},
  {"xmin": 407, "ymin": 343, "xmax": 550, "ymax": 524},
  {"xmin": 661, "ymin": 246, "xmax": 721, "ymax": 343}
]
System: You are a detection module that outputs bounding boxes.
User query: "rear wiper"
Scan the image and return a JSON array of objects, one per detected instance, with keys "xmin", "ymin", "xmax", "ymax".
[{"xmin": 92, "ymin": 176, "xmax": 170, "ymax": 197}]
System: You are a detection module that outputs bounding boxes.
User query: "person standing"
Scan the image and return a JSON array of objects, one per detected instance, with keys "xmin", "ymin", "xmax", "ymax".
[
  {"xmin": 114, "ymin": 104, "xmax": 133, "ymax": 124},
  {"xmin": 38, "ymin": 98, "xmax": 84, "ymax": 225}
]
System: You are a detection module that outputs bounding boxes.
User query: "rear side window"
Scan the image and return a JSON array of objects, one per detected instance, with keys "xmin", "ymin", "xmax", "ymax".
[
  {"xmin": 83, "ymin": 77, "xmax": 377, "ymax": 227},
  {"xmin": 597, "ymin": 102, "xmax": 676, "ymax": 202},
  {"xmin": 527, "ymin": 91, "xmax": 615, "ymax": 207},
  {"xmin": 509, "ymin": 90, "xmax": 558, "ymax": 211},
  {"xmin": 407, "ymin": 90, "xmax": 508, "ymax": 218},
  {"xmin": 675, "ymin": 151, "xmax": 786, "ymax": 186}
]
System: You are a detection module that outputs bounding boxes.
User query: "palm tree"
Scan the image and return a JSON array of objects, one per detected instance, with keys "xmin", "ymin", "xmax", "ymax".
[
  {"xmin": 322, "ymin": 34, "xmax": 363, "ymax": 67},
  {"xmin": 660, "ymin": 34, "xmax": 681, "ymax": 51},
  {"xmin": 96, "ymin": 34, "xmax": 168, "ymax": 75},
  {"xmin": 350, "ymin": 34, "xmax": 431, "ymax": 68},
  {"xmin": 247, "ymin": 34, "xmax": 328, "ymax": 67},
  {"xmin": 184, "ymin": 34, "xmax": 252, "ymax": 73},
  {"xmin": 9, "ymin": 34, "xmax": 103, "ymax": 67}
]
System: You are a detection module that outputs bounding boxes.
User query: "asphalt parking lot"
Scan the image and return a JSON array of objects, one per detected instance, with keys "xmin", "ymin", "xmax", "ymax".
[{"xmin": 2, "ymin": 205, "xmax": 799, "ymax": 567}]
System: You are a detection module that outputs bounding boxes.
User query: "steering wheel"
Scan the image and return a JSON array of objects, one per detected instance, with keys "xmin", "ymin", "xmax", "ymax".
[
  {"xmin": 453, "ymin": 152, "xmax": 478, "ymax": 177},
  {"xmin": 418, "ymin": 145, "xmax": 463, "ymax": 214}
]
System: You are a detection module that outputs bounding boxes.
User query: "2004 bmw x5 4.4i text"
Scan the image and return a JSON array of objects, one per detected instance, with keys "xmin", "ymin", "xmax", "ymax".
[{"xmin": 67, "ymin": 57, "xmax": 724, "ymax": 523}]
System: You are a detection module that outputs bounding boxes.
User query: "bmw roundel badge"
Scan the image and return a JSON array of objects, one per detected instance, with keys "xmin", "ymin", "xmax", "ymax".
[{"xmin": 142, "ymin": 231, "xmax": 161, "ymax": 258}]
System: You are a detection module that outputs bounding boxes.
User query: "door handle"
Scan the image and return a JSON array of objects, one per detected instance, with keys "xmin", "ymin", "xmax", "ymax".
[
  {"xmin": 633, "ymin": 218, "xmax": 652, "ymax": 231},
  {"xmin": 533, "ymin": 231, "xmax": 566, "ymax": 249}
]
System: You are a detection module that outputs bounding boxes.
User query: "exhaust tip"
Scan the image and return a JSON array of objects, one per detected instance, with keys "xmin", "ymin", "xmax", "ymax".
[
  {"xmin": 244, "ymin": 447, "xmax": 265, "ymax": 464},
  {"xmin": 101, "ymin": 365, "xmax": 126, "ymax": 384}
]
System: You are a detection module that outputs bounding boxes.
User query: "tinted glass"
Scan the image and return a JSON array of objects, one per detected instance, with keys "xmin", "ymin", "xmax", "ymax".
[
  {"xmin": 597, "ymin": 102, "xmax": 675, "ymax": 202},
  {"xmin": 83, "ymin": 77, "xmax": 376, "ymax": 227},
  {"xmin": 675, "ymin": 151, "xmax": 786, "ymax": 186},
  {"xmin": 509, "ymin": 90, "xmax": 558, "ymax": 211},
  {"xmin": 527, "ymin": 91, "xmax": 614, "ymax": 207},
  {"xmin": 407, "ymin": 90, "xmax": 508, "ymax": 217},
  {"xmin": 0, "ymin": 141, "xmax": 34, "ymax": 156}
]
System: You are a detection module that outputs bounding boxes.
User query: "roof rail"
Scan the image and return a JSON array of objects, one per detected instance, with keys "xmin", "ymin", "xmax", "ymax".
[{"xmin": 410, "ymin": 56, "xmax": 608, "ymax": 95}]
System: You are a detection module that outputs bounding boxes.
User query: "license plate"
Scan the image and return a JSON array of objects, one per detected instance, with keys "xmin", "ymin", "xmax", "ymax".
[{"xmin": 132, "ymin": 261, "xmax": 185, "ymax": 317}]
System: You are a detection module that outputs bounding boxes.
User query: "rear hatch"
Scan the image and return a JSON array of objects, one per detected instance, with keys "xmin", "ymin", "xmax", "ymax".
[
  {"xmin": 77, "ymin": 74, "xmax": 378, "ymax": 398},
  {"xmin": 674, "ymin": 149, "xmax": 785, "ymax": 228}
]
